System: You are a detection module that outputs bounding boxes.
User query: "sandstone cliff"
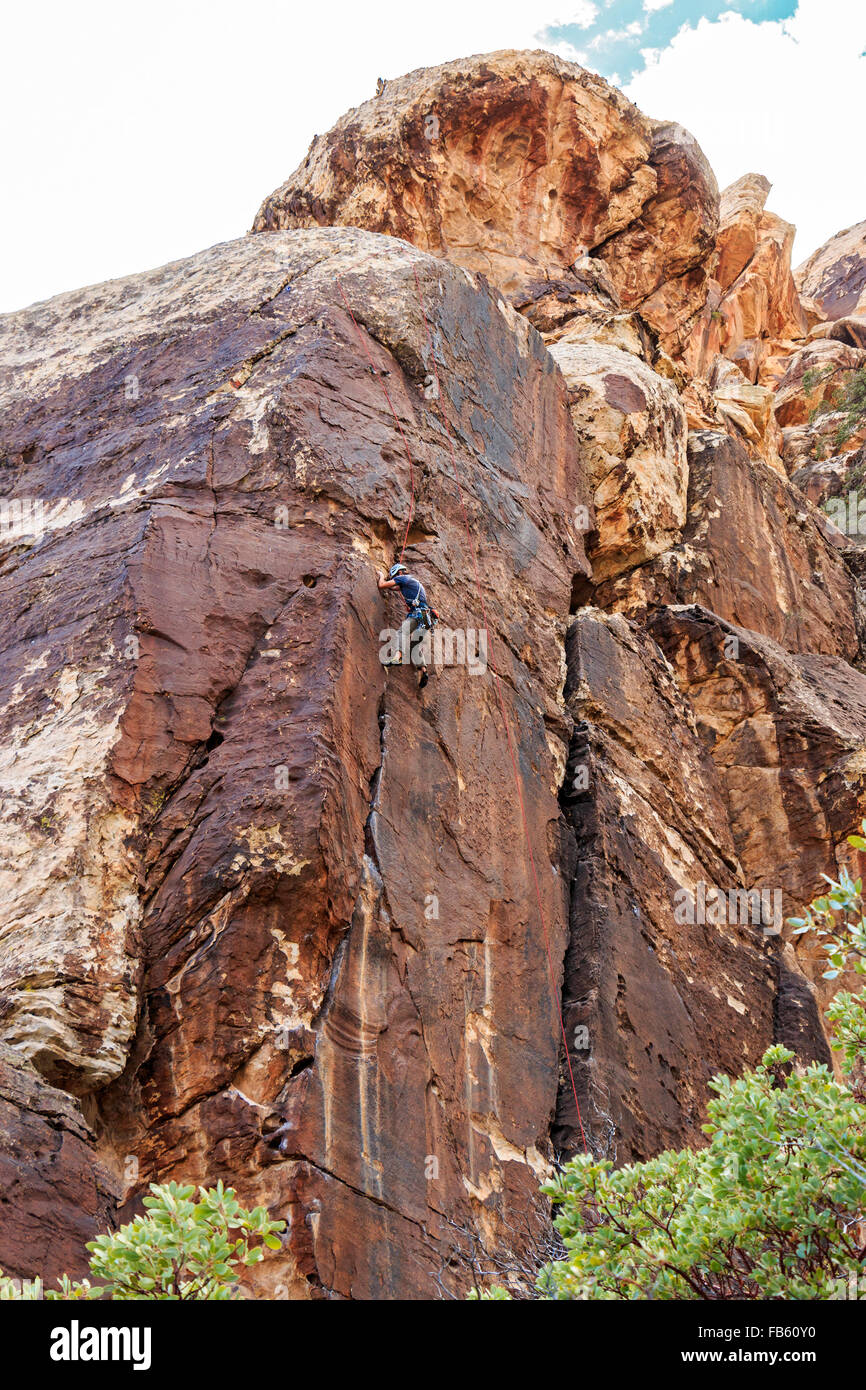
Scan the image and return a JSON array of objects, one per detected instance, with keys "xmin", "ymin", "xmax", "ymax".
[{"xmin": 1, "ymin": 48, "xmax": 865, "ymax": 1299}]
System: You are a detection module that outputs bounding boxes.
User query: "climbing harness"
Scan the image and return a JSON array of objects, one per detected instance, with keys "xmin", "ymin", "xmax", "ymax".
[{"xmin": 410, "ymin": 598, "xmax": 436, "ymax": 633}]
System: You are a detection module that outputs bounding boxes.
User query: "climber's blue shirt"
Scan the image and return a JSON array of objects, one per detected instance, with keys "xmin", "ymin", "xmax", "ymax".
[{"xmin": 392, "ymin": 573, "xmax": 428, "ymax": 610}]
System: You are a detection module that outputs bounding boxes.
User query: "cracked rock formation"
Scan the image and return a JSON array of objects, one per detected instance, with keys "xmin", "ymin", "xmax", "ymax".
[
  {"xmin": 2, "ymin": 47, "xmax": 866, "ymax": 1299},
  {"xmin": 1, "ymin": 227, "xmax": 591, "ymax": 1297},
  {"xmin": 592, "ymin": 430, "xmax": 859, "ymax": 660},
  {"xmin": 556, "ymin": 609, "xmax": 775, "ymax": 1160}
]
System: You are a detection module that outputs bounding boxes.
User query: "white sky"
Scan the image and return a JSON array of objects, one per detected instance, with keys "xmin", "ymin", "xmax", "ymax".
[{"xmin": 1, "ymin": 0, "xmax": 863, "ymax": 312}]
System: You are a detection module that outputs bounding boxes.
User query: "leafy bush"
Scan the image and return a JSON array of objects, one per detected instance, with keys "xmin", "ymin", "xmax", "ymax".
[
  {"xmin": 788, "ymin": 819, "xmax": 866, "ymax": 982},
  {"xmin": 805, "ymin": 364, "xmax": 866, "ymax": 449},
  {"xmin": 0, "ymin": 1181, "xmax": 285, "ymax": 1301},
  {"xmin": 475, "ymin": 826, "xmax": 866, "ymax": 1300},
  {"xmin": 532, "ymin": 1048, "xmax": 866, "ymax": 1299}
]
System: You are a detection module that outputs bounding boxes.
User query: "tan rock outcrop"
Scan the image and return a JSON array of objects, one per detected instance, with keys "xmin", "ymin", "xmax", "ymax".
[
  {"xmin": 254, "ymin": 52, "xmax": 656, "ymax": 294},
  {"xmin": 807, "ymin": 315, "xmax": 866, "ymax": 351},
  {"xmin": 782, "ymin": 414, "xmax": 866, "ymax": 474},
  {"xmin": 774, "ymin": 337, "xmax": 866, "ymax": 427},
  {"xmin": 548, "ymin": 339, "xmax": 688, "ymax": 581},
  {"xmin": 593, "ymin": 121, "xmax": 719, "ymax": 355},
  {"xmin": 253, "ymin": 52, "xmax": 718, "ymax": 354},
  {"xmin": 709, "ymin": 355, "xmax": 784, "ymax": 472},
  {"xmin": 796, "ymin": 218, "xmax": 866, "ymax": 321},
  {"xmin": 714, "ymin": 173, "xmax": 771, "ymax": 290},
  {"xmin": 684, "ymin": 174, "xmax": 808, "ymax": 387},
  {"xmin": 593, "ymin": 431, "xmax": 858, "ymax": 660}
]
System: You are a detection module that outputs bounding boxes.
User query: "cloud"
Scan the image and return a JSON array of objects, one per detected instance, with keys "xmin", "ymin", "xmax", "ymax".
[
  {"xmin": 624, "ymin": 0, "xmax": 866, "ymax": 260},
  {"xmin": 534, "ymin": 0, "xmax": 866, "ymax": 259},
  {"xmin": 538, "ymin": 1, "xmax": 799, "ymax": 84},
  {"xmin": 588, "ymin": 19, "xmax": 645, "ymax": 48},
  {"xmin": 0, "ymin": 0, "xmax": 863, "ymax": 311},
  {"xmin": 546, "ymin": 38, "xmax": 590, "ymax": 59},
  {"xmin": 552, "ymin": 2, "xmax": 598, "ymax": 24}
]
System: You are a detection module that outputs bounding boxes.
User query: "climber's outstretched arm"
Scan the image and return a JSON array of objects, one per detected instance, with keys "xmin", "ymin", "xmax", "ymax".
[{"xmin": 377, "ymin": 569, "xmax": 397, "ymax": 590}]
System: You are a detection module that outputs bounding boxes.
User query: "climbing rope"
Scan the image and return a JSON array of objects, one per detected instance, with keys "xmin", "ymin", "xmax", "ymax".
[
  {"xmin": 337, "ymin": 277, "xmax": 415, "ymax": 563},
  {"xmin": 335, "ymin": 268, "xmax": 590, "ymax": 1156}
]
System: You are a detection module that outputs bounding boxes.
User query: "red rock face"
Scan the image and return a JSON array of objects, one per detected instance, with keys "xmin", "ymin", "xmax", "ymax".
[
  {"xmin": 0, "ymin": 1044, "xmax": 119, "ymax": 1282},
  {"xmin": 593, "ymin": 431, "xmax": 859, "ymax": 661},
  {"xmin": 0, "ymin": 228, "xmax": 593, "ymax": 1297},
  {"xmin": 650, "ymin": 605, "xmax": 866, "ymax": 1031},
  {"xmin": 2, "ymin": 49, "xmax": 866, "ymax": 1301},
  {"xmin": 556, "ymin": 611, "xmax": 776, "ymax": 1161}
]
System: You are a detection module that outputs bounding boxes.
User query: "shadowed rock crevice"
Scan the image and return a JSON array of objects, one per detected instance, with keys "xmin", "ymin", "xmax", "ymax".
[{"xmin": 552, "ymin": 609, "xmax": 776, "ymax": 1162}]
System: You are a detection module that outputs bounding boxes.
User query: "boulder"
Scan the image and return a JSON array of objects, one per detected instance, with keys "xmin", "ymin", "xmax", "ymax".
[
  {"xmin": 547, "ymin": 340, "xmax": 688, "ymax": 581},
  {"xmin": 709, "ymin": 355, "xmax": 784, "ymax": 472},
  {"xmin": 807, "ymin": 316, "xmax": 866, "ymax": 351},
  {"xmin": 796, "ymin": 218, "xmax": 866, "ymax": 321},
  {"xmin": 253, "ymin": 52, "xmax": 718, "ymax": 354},
  {"xmin": 593, "ymin": 431, "xmax": 858, "ymax": 660},
  {"xmin": 253, "ymin": 52, "xmax": 656, "ymax": 296},
  {"xmin": 594, "ymin": 121, "xmax": 719, "ymax": 354}
]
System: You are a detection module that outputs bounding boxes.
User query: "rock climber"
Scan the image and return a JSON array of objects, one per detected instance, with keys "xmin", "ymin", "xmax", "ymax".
[{"xmin": 377, "ymin": 562, "xmax": 439, "ymax": 689}]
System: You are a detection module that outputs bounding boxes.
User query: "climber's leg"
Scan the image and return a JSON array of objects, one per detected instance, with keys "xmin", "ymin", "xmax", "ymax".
[
  {"xmin": 382, "ymin": 614, "xmax": 414, "ymax": 667},
  {"xmin": 409, "ymin": 613, "xmax": 432, "ymax": 687}
]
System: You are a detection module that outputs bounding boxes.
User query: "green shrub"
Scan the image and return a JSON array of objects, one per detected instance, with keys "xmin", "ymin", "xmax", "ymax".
[
  {"xmin": 806, "ymin": 364, "xmax": 866, "ymax": 449},
  {"xmin": 475, "ymin": 826, "xmax": 866, "ymax": 1301},
  {"xmin": 0, "ymin": 1180, "xmax": 285, "ymax": 1301},
  {"xmin": 530, "ymin": 1048, "xmax": 866, "ymax": 1299},
  {"xmin": 788, "ymin": 818, "xmax": 866, "ymax": 981}
]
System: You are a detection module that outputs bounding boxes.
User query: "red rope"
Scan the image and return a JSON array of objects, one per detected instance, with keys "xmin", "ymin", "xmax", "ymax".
[
  {"xmin": 337, "ymin": 277, "xmax": 415, "ymax": 562},
  {"xmin": 411, "ymin": 267, "xmax": 589, "ymax": 1156},
  {"xmin": 336, "ymin": 269, "xmax": 589, "ymax": 1156}
]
